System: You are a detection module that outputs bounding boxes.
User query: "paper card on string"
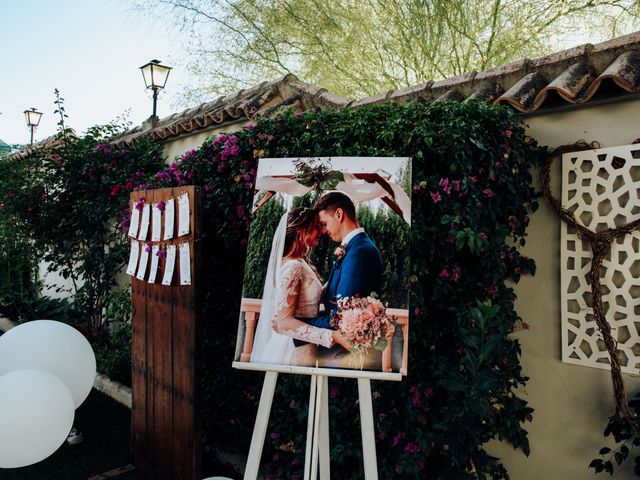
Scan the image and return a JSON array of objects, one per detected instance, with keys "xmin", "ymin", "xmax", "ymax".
[
  {"xmin": 151, "ymin": 203, "xmax": 162, "ymax": 241},
  {"xmin": 164, "ymin": 198, "xmax": 175, "ymax": 240},
  {"xmin": 126, "ymin": 240, "xmax": 140, "ymax": 276},
  {"xmin": 138, "ymin": 203, "xmax": 151, "ymax": 240},
  {"xmin": 136, "ymin": 244, "xmax": 150, "ymax": 280},
  {"xmin": 178, "ymin": 192, "xmax": 190, "ymax": 236},
  {"xmin": 179, "ymin": 242, "xmax": 191, "ymax": 285},
  {"xmin": 148, "ymin": 245, "xmax": 160, "ymax": 284},
  {"xmin": 128, "ymin": 204, "xmax": 140, "ymax": 238},
  {"xmin": 162, "ymin": 244, "xmax": 176, "ymax": 285}
]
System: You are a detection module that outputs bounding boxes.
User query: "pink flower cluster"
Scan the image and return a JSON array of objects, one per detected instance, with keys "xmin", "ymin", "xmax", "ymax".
[
  {"xmin": 430, "ymin": 177, "xmax": 463, "ymax": 204},
  {"xmin": 134, "ymin": 197, "xmax": 145, "ymax": 211},
  {"xmin": 439, "ymin": 264, "xmax": 461, "ymax": 282},
  {"xmin": 504, "ymin": 123, "xmax": 513, "ymax": 138},
  {"xmin": 155, "ymin": 162, "xmax": 190, "ymax": 186},
  {"xmin": 331, "ymin": 296, "xmax": 394, "ymax": 354},
  {"xmin": 211, "ymin": 134, "xmax": 241, "ymax": 171}
]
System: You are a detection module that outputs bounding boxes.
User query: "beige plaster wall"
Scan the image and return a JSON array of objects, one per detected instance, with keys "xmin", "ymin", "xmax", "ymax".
[
  {"xmin": 38, "ymin": 260, "xmax": 79, "ymax": 299},
  {"xmin": 487, "ymin": 98, "xmax": 640, "ymax": 479},
  {"xmin": 161, "ymin": 121, "xmax": 245, "ymax": 162}
]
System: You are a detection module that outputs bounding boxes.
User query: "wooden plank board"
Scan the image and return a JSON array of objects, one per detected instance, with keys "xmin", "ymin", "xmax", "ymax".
[
  {"xmin": 151, "ymin": 188, "xmax": 174, "ymax": 479},
  {"xmin": 172, "ymin": 186, "xmax": 199, "ymax": 480},
  {"xmin": 192, "ymin": 187, "xmax": 202, "ymax": 479},
  {"xmin": 141, "ymin": 189, "xmax": 159, "ymax": 480},
  {"xmin": 130, "ymin": 190, "xmax": 150, "ymax": 477},
  {"xmin": 131, "ymin": 186, "xmax": 200, "ymax": 480}
]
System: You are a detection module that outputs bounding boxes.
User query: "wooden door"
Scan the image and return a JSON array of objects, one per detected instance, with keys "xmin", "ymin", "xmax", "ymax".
[{"xmin": 131, "ymin": 186, "xmax": 201, "ymax": 480}]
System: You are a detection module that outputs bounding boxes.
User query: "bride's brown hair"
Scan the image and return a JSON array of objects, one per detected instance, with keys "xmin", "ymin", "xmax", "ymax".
[{"xmin": 284, "ymin": 207, "xmax": 317, "ymax": 258}]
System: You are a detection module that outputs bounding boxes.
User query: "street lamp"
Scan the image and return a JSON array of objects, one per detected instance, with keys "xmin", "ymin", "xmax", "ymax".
[
  {"xmin": 139, "ymin": 59, "xmax": 172, "ymax": 120},
  {"xmin": 24, "ymin": 107, "xmax": 43, "ymax": 145}
]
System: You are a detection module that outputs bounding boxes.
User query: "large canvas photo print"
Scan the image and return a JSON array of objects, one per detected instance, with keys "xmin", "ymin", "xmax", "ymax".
[{"xmin": 234, "ymin": 157, "xmax": 411, "ymax": 374}]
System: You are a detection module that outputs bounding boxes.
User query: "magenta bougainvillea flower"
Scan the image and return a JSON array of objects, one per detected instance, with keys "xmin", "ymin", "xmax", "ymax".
[{"xmin": 135, "ymin": 197, "xmax": 145, "ymax": 211}]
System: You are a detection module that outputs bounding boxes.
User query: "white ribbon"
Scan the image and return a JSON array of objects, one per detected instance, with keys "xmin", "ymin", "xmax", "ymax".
[
  {"xmin": 255, "ymin": 176, "xmax": 312, "ymax": 197},
  {"xmin": 255, "ymin": 172, "xmax": 411, "ymax": 224}
]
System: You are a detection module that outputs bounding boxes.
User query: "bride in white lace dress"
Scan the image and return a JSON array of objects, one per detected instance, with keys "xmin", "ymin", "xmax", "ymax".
[{"xmin": 250, "ymin": 207, "xmax": 351, "ymax": 366}]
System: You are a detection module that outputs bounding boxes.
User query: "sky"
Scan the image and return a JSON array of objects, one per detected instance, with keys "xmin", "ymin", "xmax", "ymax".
[{"xmin": 0, "ymin": 0, "xmax": 189, "ymax": 145}]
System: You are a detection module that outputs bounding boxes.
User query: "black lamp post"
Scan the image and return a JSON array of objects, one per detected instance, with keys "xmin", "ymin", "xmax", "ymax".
[
  {"xmin": 24, "ymin": 107, "xmax": 43, "ymax": 145},
  {"xmin": 139, "ymin": 60, "xmax": 172, "ymax": 120}
]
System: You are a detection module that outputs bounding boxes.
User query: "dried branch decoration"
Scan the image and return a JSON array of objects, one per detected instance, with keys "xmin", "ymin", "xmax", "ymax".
[{"xmin": 542, "ymin": 140, "xmax": 640, "ymax": 423}]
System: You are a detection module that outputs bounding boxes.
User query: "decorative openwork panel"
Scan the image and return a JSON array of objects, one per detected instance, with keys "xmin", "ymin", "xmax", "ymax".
[{"xmin": 561, "ymin": 144, "xmax": 640, "ymax": 374}]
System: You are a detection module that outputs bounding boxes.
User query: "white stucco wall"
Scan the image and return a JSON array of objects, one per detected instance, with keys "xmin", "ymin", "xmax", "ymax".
[
  {"xmin": 38, "ymin": 260, "xmax": 79, "ymax": 299},
  {"xmin": 488, "ymin": 98, "xmax": 640, "ymax": 479},
  {"xmin": 161, "ymin": 121, "xmax": 245, "ymax": 163}
]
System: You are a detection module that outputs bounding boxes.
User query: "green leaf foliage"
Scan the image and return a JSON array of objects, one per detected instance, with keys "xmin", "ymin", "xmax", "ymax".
[
  {"xmin": 591, "ymin": 393, "xmax": 640, "ymax": 477},
  {"xmin": 0, "ymin": 93, "xmax": 165, "ymax": 328},
  {"xmin": 149, "ymin": 101, "xmax": 543, "ymax": 478}
]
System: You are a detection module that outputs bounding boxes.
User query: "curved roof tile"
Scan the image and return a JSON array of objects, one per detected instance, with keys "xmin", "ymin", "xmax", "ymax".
[
  {"xmin": 583, "ymin": 50, "xmax": 640, "ymax": 99},
  {"xmin": 495, "ymin": 72, "xmax": 549, "ymax": 112},
  {"xmin": 531, "ymin": 62, "xmax": 596, "ymax": 110},
  {"xmin": 5, "ymin": 130, "xmax": 77, "ymax": 161},
  {"xmin": 107, "ymin": 31, "xmax": 640, "ymax": 147},
  {"xmin": 434, "ymin": 90, "xmax": 465, "ymax": 103},
  {"xmin": 111, "ymin": 74, "xmax": 350, "ymax": 147},
  {"xmin": 465, "ymin": 80, "xmax": 504, "ymax": 103}
]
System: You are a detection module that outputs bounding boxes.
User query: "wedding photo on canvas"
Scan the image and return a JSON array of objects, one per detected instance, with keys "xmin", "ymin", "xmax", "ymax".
[{"xmin": 234, "ymin": 156, "xmax": 411, "ymax": 375}]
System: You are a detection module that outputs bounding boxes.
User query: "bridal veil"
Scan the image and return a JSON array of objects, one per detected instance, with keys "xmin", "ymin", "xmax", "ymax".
[{"xmin": 250, "ymin": 212, "xmax": 295, "ymax": 364}]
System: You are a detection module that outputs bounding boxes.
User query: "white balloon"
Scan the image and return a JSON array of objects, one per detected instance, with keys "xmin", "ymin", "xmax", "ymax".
[
  {"xmin": 0, "ymin": 320, "xmax": 96, "ymax": 408},
  {"xmin": 0, "ymin": 369, "xmax": 75, "ymax": 468}
]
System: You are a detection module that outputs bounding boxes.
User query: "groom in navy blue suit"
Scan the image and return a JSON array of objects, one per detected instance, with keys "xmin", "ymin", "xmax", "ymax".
[{"xmin": 293, "ymin": 191, "xmax": 383, "ymax": 349}]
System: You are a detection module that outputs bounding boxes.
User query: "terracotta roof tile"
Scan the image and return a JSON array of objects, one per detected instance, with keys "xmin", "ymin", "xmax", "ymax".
[
  {"xmin": 495, "ymin": 72, "xmax": 549, "ymax": 112},
  {"xmin": 473, "ymin": 59, "xmax": 532, "ymax": 88},
  {"xmin": 111, "ymin": 74, "xmax": 349, "ymax": 147},
  {"xmin": 584, "ymin": 50, "xmax": 640, "ymax": 98},
  {"xmin": 109, "ymin": 31, "xmax": 640, "ymax": 146},
  {"xmin": 5, "ymin": 130, "xmax": 77, "ymax": 161},
  {"xmin": 529, "ymin": 44, "xmax": 591, "ymax": 69},
  {"xmin": 591, "ymin": 31, "xmax": 640, "ymax": 54},
  {"xmin": 351, "ymin": 90, "xmax": 392, "ymax": 108},
  {"xmin": 465, "ymin": 80, "xmax": 504, "ymax": 103},
  {"xmin": 388, "ymin": 81, "xmax": 433, "ymax": 103},
  {"xmin": 434, "ymin": 90, "xmax": 466, "ymax": 103},
  {"xmin": 531, "ymin": 62, "xmax": 596, "ymax": 109},
  {"xmin": 430, "ymin": 71, "xmax": 477, "ymax": 91}
]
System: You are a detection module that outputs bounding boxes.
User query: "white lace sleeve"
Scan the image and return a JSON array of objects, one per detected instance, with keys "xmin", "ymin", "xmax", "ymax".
[
  {"xmin": 274, "ymin": 261, "xmax": 334, "ymax": 348},
  {"xmin": 277, "ymin": 261, "xmax": 304, "ymax": 311},
  {"xmin": 280, "ymin": 322, "xmax": 334, "ymax": 348}
]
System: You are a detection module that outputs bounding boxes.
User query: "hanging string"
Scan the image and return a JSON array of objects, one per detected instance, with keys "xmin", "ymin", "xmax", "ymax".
[{"xmin": 541, "ymin": 140, "xmax": 640, "ymax": 423}]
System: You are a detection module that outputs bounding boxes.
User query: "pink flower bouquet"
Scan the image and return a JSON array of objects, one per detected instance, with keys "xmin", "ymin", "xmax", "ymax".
[{"xmin": 331, "ymin": 295, "xmax": 395, "ymax": 368}]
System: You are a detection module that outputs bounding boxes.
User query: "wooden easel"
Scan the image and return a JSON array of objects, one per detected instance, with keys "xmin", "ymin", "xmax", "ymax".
[{"xmin": 233, "ymin": 363, "xmax": 401, "ymax": 480}]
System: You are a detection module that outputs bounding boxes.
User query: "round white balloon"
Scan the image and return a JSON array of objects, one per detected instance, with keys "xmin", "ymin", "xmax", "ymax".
[
  {"xmin": 0, "ymin": 320, "xmax": 96, "ymax": 408},
  {"xmin": 0, "ymin": 369, "xmax": 75, "ymax": 468}
]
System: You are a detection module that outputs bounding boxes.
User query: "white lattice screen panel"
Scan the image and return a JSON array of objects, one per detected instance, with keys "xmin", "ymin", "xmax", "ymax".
[{"xmin": 561, "ymin": 144, "xmax": 640, "ymax": 374}]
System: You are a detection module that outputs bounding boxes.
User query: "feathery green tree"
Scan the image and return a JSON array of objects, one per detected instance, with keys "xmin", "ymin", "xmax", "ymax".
[{"xmin": 140, "ymin": 0, "xmax": 640, "ymax": 101}]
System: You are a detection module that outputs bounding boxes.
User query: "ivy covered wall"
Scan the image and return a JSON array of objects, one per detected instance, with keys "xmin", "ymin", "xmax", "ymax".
[{"xmin": 150, "ymin": 101, "xmax": 544, "ymax": 479}]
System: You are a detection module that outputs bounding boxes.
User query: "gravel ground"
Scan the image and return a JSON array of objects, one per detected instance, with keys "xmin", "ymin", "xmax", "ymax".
[
  {"xmin": 0, "ymin": 388, "xmax": 242, "ymax": 480},
  {"xmin": 0, "ymin": 389, "xmax": 144, "ymax": 480}
]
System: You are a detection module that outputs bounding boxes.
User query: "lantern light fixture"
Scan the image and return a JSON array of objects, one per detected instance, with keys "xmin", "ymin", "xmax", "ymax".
[
  {"xmin": 139, "ymin": 59, "xmax": 172, "ymax": 119},
  {"xmin": 24, "ymin": 108, "xmax": 43, "ymax": 145}
]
